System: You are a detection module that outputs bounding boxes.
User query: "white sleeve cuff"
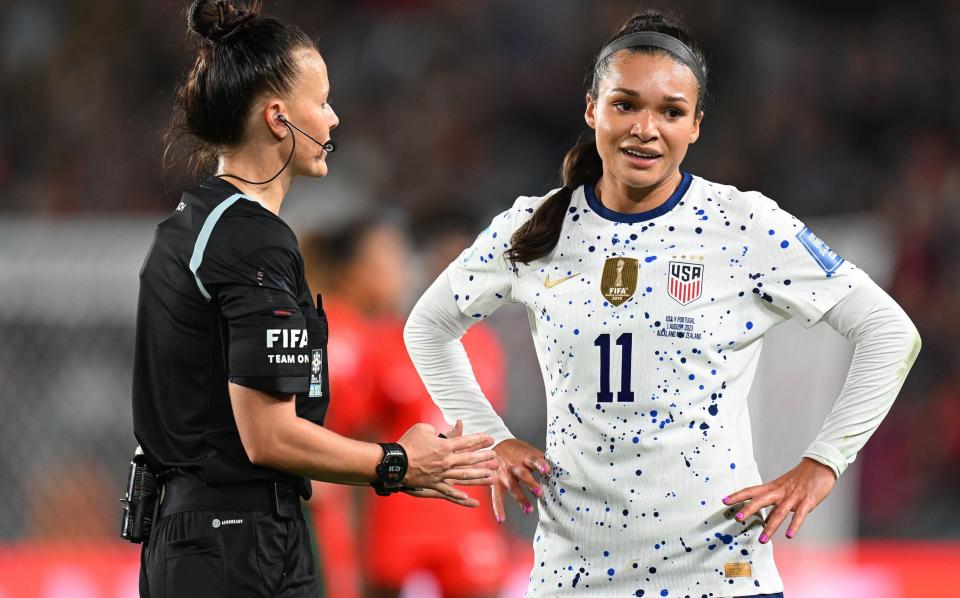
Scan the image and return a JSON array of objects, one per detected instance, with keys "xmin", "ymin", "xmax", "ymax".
[{"xmin": 801, "ymin": 442, "xmax": 846, "ymax": 479}]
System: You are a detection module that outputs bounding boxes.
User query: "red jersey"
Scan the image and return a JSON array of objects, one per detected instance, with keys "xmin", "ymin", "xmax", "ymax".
[
  {"xmin": 312, "ymin": 298, "xmax": 511, "ymax": 594},
  {"xmin": 362, "ymin": 316, "xmax": 510, "ymax": 592},
  {"xmin": 308, "ymin": 298, "xmax": 376, "ymax": 598}
]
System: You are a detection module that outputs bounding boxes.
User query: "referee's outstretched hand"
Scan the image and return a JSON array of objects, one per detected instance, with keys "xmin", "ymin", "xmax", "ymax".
[
  {"xmin": 491, "ymin": 438, "xmax": 550, "ymax": 523},
  {"xmin": 722, "ymin": 457, "xmax": 836, "ymax": 543},
  {"xmin": 397, "ymin": 421, "xmax": 499, "ymax": 507}
]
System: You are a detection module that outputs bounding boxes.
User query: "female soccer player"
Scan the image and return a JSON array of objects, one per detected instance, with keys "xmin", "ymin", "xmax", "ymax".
[
  {"xmin": 132, "ymin": 2, "xmax": 497, "ymax": 596},
  {"xmin": 404, "ymin": 9, "xmax": 920, "ymax": 597}
]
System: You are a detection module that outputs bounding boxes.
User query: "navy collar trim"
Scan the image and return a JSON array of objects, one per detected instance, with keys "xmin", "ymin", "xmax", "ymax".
[{"xmin": 584, "ymin": 171, "xmax": 693, "ymax": 223}]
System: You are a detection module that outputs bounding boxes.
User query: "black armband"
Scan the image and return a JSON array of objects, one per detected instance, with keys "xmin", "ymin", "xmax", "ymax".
[{"xmin": 228, "ymin": 311, "xmax": 311, "ymax": 394}]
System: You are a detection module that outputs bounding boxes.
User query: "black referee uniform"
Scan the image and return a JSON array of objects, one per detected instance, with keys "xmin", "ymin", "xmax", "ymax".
[{"xmin": 133, "ymin": 176, "xmax": 329, "ymax": 597}]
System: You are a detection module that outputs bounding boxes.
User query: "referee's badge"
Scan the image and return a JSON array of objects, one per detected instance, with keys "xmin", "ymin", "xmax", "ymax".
[
  {"xmin": 668, "ymin": 261, "xmax": 704, "ymax": 305},
  {"xmin": 309, "ymin": 349, "xmax": 323, "ymax": 398},
  {"xmin": 600, "ymin": 257, "xmax": 639, "ymax": 306}
]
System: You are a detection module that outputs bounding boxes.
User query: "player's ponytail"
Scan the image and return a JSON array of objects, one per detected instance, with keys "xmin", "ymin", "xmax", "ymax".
[
  {"xmin": 505, "ymin": 140, "xmax": 602, "ymax": 269},
  {"xmin": 506, "ymin": 8, "xmax": 706, "ymax": 270}
]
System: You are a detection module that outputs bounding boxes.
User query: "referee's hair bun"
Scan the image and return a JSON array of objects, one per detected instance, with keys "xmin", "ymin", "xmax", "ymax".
[{"xmin": 187, "ymin": 0, "xmax": 261, "ymax": 42}]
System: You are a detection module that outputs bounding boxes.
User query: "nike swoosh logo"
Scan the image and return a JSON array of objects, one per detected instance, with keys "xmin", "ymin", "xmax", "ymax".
[{"xmin": 544, "ymin": 273, "xmax": 580, "ymax": 289}]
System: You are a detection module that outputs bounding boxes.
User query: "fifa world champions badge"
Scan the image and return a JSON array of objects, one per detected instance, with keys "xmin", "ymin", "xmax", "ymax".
[
  {"xmin": 309, "ymin": 349, "xmax": 323, "ymax": 398},
  {"xmin": 600, "ymin": 257, "xmax": 639, "ymax": 306},
  {"xmin": 668, "ymin": 261, "xmax": 704, "ymax": 305}
]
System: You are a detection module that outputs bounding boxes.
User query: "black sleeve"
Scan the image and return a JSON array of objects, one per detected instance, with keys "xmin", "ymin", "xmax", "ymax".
[{"xmin": 197, "ymin": 213, "xmax": 312, "ymax": 395}]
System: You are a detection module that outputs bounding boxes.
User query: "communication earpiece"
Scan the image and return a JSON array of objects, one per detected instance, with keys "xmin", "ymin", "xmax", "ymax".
[
  {"xmin": 273, "ymin": 113, "xmax": 335, "ymax": 153},
  {"xmin": 216, "ymin": 110, "xmax": 336, "ymax": 186}
]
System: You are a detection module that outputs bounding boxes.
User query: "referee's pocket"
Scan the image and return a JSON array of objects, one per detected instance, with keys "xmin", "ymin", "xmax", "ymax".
[
  {"xmin": 253, "ymin": 512, "xmax": 288, "ymax": 596},
  {"xmin": 165, "ymin": 535, "xmax": 225, "ymax": 597}
]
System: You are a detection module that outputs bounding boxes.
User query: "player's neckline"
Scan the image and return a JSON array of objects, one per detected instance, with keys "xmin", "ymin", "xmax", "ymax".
[{"xmin": 584, "ymin": 171, "xmax": 692, "ymax": 223}]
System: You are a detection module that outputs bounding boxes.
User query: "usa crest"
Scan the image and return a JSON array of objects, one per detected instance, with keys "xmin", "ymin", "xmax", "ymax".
[
  {"xmin": 668, "ymin": 261, "xmax": 704, "ymax": 305},
  {"xmin": 600, "ymin": 257, "xmax": 639, "ymax": 306}
]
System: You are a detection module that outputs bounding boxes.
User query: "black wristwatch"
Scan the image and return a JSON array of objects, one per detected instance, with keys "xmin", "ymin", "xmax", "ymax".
[{"xmin": 372, "ymin": 443, "xmax": 408, "ymax": 496}]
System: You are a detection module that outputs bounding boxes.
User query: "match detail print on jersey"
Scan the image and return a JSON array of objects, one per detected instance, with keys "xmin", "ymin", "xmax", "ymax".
[
  {"xmin": 668, "ymin": 261, "xmax": 704, "ymax": 305},
  {"xmin": 600, "ymin": 257, "xmax": 638, "ymax": 306},
  {"xmin": 544, "ymin": 272, "xmax": 580, "ymax": 288}
]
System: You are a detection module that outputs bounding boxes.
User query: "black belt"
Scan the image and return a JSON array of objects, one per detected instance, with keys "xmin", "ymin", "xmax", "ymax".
[{"xmin": 159, "ymin": 474, "xmax": 302, "ymax": 520}]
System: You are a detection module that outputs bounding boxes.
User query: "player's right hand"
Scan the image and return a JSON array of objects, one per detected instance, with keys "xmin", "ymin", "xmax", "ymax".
[
  {"xmin": 397, "ymin": 421, "xmax": 498, "ymax": 506},
  {"xmin": 491, "ymin": 438, "xmax": 550, "ymax": 523}
]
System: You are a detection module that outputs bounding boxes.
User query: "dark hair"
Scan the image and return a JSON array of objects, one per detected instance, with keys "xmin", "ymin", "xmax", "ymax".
[
  {"xmin": 505, "ymin": 9, "xmax": 707, "ymax": 269},
  {"xmin": 301, "ymin": 213, "xmax": 407, "ymax": 293},
  {"xmin": 326, "ymin": 217, "xmax": 393, "ymax": 266},
  {"xmin": 164, "ymin": 0, "xmax": 316, "ymax": 173},
  {"xmin": 591, "ymin": 10, "xmax": 709, "ymax": 113}
]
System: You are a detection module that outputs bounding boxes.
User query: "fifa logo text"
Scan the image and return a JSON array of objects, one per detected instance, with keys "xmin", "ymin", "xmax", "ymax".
[{"xmin": 266, "ymin": 329, "xmax": 308, "ymax": 349}]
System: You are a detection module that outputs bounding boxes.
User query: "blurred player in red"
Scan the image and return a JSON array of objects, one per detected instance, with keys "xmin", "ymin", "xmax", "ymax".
[
  {"xmin": 301, "ymin": 224, "xmax": 378, "ymax": 598},
  {"xmin": 304, "ymin": 214, "xmax": 511, "ymax": 598}
]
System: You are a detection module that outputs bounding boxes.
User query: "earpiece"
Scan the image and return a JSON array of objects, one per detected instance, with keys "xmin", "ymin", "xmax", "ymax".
[
  {"xmin": 219, "ymin": 109, "xmax": 336, "ymax": 186},
  {"xmin": 274, "ymin": 112, "xmax": 336, "ymax": 153}
]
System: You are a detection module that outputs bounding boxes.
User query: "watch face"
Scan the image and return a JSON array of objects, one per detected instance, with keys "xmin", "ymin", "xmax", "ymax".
[{"xmin": 383, "ymin": 455, "xmax": 405, "ymax": 483}]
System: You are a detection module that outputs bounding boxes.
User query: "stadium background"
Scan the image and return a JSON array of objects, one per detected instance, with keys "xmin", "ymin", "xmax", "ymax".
[{"xmin": 0, "ymin": 0, "xmax": 958, "ymax": 596}]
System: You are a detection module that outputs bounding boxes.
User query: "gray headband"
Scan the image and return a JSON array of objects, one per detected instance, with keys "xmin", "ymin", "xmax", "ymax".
[{"xmin": 595, "ymin": 31, "xmax": 706, "ymax": 91}]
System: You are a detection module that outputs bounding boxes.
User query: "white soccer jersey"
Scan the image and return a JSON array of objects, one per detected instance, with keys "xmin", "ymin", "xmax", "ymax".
[{"xmin": 446, "ymin": 172, "xmax": 868, "ymax": 597}]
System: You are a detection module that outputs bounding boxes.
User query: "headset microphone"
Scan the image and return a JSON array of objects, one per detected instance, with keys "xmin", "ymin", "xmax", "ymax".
[
  {"xmin": 215, "ymin": 113, "xmax": 335, "ymax": 186},
  {"xmin": 277, "ymin": 114, "xmax": 336, "ymax": 153}
]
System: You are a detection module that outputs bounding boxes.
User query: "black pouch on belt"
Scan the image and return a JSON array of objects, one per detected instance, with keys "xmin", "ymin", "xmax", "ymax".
[
  {"xmin": 120, "ymin": 446, "xmax": 160, "ymax": 544},
  {"xmin": 271, "ymin": 482, "xmax": 301, "ymax": 519}
]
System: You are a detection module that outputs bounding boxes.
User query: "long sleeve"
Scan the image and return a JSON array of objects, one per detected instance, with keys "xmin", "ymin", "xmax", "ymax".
[
  {"xmin": 404, "ymin": 269, "xmax": 515, "ymax": 445},
  {"xmin": 802, "ymin": 277, "xmax": 921, "ymax": 478}
]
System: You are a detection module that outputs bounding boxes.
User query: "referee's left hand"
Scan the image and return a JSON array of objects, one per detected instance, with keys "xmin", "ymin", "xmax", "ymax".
[
  {"xmin": 722, "ymin": 457, "xmax": 836, "ymax": 543},
  {"xmin": 397, "ymin": 420, "xmax": 499, "ymax": 507},
  {"xmin": 400, "ymin": 420, "xmax": 498, "ymax": 507}
]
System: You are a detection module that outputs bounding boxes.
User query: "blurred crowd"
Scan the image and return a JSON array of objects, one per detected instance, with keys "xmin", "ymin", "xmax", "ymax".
[{"xmin": 1, "ymin": 0, "xmax": 958, "ymax": 561}]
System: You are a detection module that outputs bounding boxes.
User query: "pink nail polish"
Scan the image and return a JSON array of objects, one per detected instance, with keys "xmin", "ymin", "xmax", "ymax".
[
  {"xmin": 496, "ymin": 515, "xmax": 505, "ymax": 523},
  {"xmin": 722, "ymin": 496, "xmax": 731, "ymax": 505},
  {"xmin": 532, "ymin": 487, "xmax": 542, "ymax": 497},
  {"xmin": 786, "ymin": 530, "xmax": 795, "ymax": 539},
  {"xmin": 540, "ymin": 465, "xmax": 549, "ymax": 474},
  {"xmin": 735, "ymin": 512, "xmax": 745, "ymax": 520},
  {"xmin": 523, "ymin": 504, "xmax": 533, "ymax": 514},
  {"xmin": 759, "ymin": 533, "xmax": 769, "ymax": 543}
]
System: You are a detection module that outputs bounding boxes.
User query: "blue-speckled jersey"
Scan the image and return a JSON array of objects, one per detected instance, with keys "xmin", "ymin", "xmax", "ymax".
[{"xmin": 446, "ymin": 173, "xmax": 868, "ymax": 597}]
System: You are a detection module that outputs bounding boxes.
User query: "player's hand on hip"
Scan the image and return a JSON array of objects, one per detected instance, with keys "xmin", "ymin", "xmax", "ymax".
[
  {"xmin": 397, "ymin": 421, "xmax": 498, "ymax": 505},
  {"xmin": 491, "ymin": 438, "xmax": 550, "ymax": 523},
  {"xmin": 723, "ymin": 457, "xmax": 836, "ymax": 543}
]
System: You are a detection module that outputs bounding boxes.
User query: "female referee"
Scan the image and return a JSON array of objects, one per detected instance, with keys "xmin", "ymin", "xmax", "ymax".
[
  {"xmin": 404, "ymin": 9, "xmax": 921, "ymax": 597},
  {"xmin": 132, "ymin": 2, "xmax": 498, "ymax": 597}
]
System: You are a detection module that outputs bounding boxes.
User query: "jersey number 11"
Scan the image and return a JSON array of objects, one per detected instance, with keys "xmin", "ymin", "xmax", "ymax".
[{"xmin": 594, "ymin": 333, "xmax": 635, "ymax": 403}]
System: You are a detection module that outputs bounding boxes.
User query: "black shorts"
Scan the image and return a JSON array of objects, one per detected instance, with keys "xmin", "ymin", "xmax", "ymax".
[{"xmin": 139, "ymin": 509, "xmax": 320, "ymax": 598}]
